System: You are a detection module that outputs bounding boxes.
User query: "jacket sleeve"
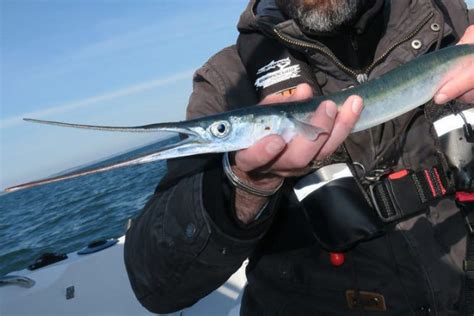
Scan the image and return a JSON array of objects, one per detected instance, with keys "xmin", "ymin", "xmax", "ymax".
[{"xmin": 124, "ymin": 46, "xmax": 280, "ymax": 314}]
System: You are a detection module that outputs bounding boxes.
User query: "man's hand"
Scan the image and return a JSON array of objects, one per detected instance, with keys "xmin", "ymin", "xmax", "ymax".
[
  {"xmin": 434, "ymin": 25, "xmax": 474, "ymax": 104},
  {"xmin": 231, "ymin": 83, "xmax": 363, "ymax": 223}
]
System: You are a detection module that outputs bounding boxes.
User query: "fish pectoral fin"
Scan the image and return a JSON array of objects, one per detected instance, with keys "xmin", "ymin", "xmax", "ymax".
[{"xmin": 289, "ymin": 117, "xmax": 327, "ymax": 141}]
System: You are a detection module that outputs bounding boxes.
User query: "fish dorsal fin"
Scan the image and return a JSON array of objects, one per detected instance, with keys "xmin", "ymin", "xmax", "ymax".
[{"xmin": 288, "ymin": 116, "xmax": 327, "ymax": 141}]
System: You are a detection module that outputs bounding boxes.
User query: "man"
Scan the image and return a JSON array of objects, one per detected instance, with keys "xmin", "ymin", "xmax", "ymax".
[{"xmin": 125, "ymin": 0, "xmax": 474, "ymax": 314}]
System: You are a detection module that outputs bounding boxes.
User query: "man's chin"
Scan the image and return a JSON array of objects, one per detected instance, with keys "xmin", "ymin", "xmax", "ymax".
[{"xmin": 276, "ymin": 0, "xmax": 359, "ymax": 33}]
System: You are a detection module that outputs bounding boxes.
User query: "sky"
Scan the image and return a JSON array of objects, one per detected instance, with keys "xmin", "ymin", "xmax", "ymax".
[
  {"xmin": 1, "ymin": 0, "xmax": 248, "ymax": 189},
  {"xmin": 1, "ymin": 0, "xmax": 474, "ymax": 190}
]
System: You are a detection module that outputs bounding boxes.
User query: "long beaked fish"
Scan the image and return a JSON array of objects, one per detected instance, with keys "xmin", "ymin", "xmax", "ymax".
[{"xmin": 6, "ymin": 44, "xmax": 474, "ymax": 192}]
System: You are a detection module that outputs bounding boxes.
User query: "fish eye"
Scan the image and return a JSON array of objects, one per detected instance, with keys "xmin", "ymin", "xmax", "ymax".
[{"xmin": 210, "ymin": 120, "xmax": 231, "ymax": 138}]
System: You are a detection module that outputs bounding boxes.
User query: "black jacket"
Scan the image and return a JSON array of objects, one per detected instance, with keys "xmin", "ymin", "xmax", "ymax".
[{"xmin": 125, "ymin": 0, "xmax": 474, "ymax": 314}]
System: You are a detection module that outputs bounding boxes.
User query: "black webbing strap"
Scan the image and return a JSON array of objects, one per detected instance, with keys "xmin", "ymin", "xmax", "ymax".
[
  {"xmin": 369, "ymin": 165, "xmax": 451, "ymax": 223},
  {"xmin": 458, "ymin": 193, "xmax": 474, "ymax": 315}
]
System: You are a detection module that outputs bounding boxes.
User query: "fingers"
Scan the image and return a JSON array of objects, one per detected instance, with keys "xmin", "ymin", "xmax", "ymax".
[
  {"xmin": 317, "ymin": 95, "xmax": 363, "ymax": 159},
  {"xmin": 270, "ymin": 95, "xmax": 363, "ymax": 169},
  {"xmin": 287, "ymin": 83, "xmax": 313, "ymax": 102},
  {"xmin": 434, "ymin": 26, "xmax": 474, "ymax": 104},
  {"xmin": 434, "ymin": 64, "xmax": 474, "ymax": 104},
  {"xmin": 235, "ymin": 135, "xmax": 286, "ymax": 172},
  {"xmin": 235, "ymin": 83, "xmax": 314, "ymax": 172},
  {"xmin": 457, "ymin": 25, "xmax": 474, "ymax": 45},
  {"xmin": 235, "ymin": 87, "xmax": 362, "ymax": 177},
  {"xmin": 236, "ymin": 95, "xmax": 363, "ymax": 174},
  {"xmin": 270, "ymin": 100, "xmax": 337, "ymax": 170},
  {"xmin": 459, "ymin": 89, "xmax": 474, "ymax": 103}
]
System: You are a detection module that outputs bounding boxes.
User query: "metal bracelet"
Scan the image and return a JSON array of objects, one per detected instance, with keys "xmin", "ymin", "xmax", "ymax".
[{"xmin": 222, "ymin": 152, "xmax": 283, "ymax": 197}]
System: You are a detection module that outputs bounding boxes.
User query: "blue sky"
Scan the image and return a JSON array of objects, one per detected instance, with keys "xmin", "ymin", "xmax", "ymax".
[
  {"xmin": 1, "ymin": 0, "xmax": 247, "ymax": 189},
  {"xmin": 1, "ymin": 1, "xmax": 474, "ymax": 190}
]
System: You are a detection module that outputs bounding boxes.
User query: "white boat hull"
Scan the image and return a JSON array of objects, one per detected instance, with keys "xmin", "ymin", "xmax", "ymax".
[{"xmin": 0, "ymin": 236, "xmax": 246, "ymax": 316}]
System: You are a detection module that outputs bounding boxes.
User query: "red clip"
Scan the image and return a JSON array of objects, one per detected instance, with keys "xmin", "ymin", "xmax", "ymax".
[
  {"xmin": 456, "ymin": 192, "xmax": 474, "ymax": 203},
  {"xmin": 330, "ymin": 252, "xmax": 345, "ymax": 267},
  {"xmin": 388, "ymin": 169, "xmax": 409, "ymax": 180}
]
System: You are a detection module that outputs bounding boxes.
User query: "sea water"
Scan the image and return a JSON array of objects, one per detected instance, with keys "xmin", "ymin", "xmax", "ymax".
[{"xmin": 0, "ymin": 138, "xmax": 177, "ymax": 276}]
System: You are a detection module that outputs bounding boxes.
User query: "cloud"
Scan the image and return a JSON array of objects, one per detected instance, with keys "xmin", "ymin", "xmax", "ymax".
[
  {"xmin": 67, "ymin": 23, "xmax": 229, "ymax": 63},
  {"xmin": 0, "ymin": 70, "xmax": 194, "ymax": 129}
]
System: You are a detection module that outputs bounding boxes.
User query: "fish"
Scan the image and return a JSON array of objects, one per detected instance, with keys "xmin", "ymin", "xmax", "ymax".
[{"xmin": 5, "ymin": 44, "xmax": 474, "ymax": 192}]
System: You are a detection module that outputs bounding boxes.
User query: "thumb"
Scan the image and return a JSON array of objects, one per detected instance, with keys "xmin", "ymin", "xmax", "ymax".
[
  {"xmin": 259, "ymin": 83, "xmax": 314, "ymax": 105},
  {"xmin": 286, "ymin": 83, "xmax": 314, "ymax": 102},
  {"xmin": 457, "ymin": 25, "xmax": 474, "ymax": 45}
]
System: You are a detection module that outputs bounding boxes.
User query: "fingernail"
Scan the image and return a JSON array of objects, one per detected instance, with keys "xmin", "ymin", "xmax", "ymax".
[
  {"xmin": 352, "ymin": 98, "xmax": 363, "ymax": 114},
  {"xmin": 266, "ymin": 140, "xmax": 284, "ymax": 155},
  {"xmin": 434, "ymin": 93, "xmax": 449, "ymax": 104},
  {"xmin": 325, "ymin": 102, "xmax": 337, "ymax": 119}
]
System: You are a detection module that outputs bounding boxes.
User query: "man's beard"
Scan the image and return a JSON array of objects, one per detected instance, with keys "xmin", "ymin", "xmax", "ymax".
[{"xmin": 276, "ymin": 0, "xmax": 359, "ymax": 32}]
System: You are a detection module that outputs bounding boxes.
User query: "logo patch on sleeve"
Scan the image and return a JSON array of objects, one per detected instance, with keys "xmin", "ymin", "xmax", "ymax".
[{"xmin": 255, "ymin": 57, "xmax": 301, "ymax": 89}]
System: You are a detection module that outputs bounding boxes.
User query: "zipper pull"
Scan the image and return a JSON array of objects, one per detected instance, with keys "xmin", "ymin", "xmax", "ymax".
[{"xmin": 357, "ymin": 74, "xmax": 368, "ymax": 84}]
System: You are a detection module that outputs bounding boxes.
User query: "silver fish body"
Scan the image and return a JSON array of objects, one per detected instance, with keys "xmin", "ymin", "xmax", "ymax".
[
  {"xmin": 291, "ymin": 43, "xmax": 474, "ymax": 132},
  {"xmin": 171, "ymin": 43, "xmax": 474, "ymax": 154},
  {"xmin": 7, "ymin": 44, "xmax": 474, "ymax": 192}
]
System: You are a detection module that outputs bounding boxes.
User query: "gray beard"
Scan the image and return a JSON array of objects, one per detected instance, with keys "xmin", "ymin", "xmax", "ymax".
[{"xmin": 277, "ymin": 0, "xmax": 359, "ymax": 32}]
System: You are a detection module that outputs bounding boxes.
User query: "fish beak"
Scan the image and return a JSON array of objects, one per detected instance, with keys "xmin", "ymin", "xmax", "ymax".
[
  {"xmin": 5, "ymin": 117, "xmax": 238, "ymax": 192},
  {"xmin": 22, "ymin": 117, "xmax": 226, "ymax": 161},
  {"xmin": 4, "ymin": 124, "xmax": 222, "ymax": 192},
  {"xmin": 135, "ymin": 125, "xmax": 221, "ymax": 163},
  {"xmin": 140, "ymin": 138, "xmax": 214, "ymax": 162}
]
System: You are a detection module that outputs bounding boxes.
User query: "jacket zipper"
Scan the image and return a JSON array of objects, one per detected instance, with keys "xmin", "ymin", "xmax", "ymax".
[{"xmin": 273, "ymin": 12, "xmax": 434, "ymax": 84}]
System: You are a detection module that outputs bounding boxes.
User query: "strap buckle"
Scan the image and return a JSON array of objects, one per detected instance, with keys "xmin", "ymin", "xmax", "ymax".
[
  {"xmin": 368, "ymin": 169, "xmax": 423, "ymax": 223},
  {"xmin": 368, "ymin": 166, "xmax": 450, "ymax": 224},
  {"xmin": 369, "ymin": 183, "xmax": 399, "ymax": 223}
]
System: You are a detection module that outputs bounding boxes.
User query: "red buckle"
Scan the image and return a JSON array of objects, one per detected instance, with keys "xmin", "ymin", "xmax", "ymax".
[
  {"xmin": 388, "ymin": 169, "xmax": 409, "ymax": 180},
  {"xmin": 456, "ymin": 192, "xmax": 474, "ymax": 203}
]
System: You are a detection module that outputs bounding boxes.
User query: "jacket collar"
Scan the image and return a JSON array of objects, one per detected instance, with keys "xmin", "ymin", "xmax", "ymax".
[
  {"xmin": 241, "ymin": 0, "xmax": 452, "ymax": 83},
  {"xmin": 238, "ymin": 0, "xmax": 453, "ymax": 47}
]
